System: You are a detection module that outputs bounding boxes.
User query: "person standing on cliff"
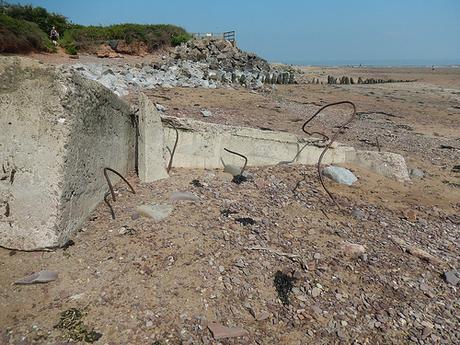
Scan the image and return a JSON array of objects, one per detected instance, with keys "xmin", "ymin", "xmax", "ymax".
[{"xmin": 50, "ymin": 26, "xmax": 59, "ymax": 46}]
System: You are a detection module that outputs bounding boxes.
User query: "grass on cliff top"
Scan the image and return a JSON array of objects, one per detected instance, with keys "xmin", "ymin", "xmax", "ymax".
[
  {"xmin": 1, "ymin": 2, "xmax": 191, "ymax": 55},
  {"xmin": 0, "ymin": 13, "xmax": 55, "ymax": 53},
  {"xmin": 64, "ymin": 24, "xmax": 191, "ymax": 52}
]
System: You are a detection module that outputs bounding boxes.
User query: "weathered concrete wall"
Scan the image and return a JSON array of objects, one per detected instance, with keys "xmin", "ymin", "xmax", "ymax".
[
  {"xmin": 162, "ymin": 117, "xmax": 354, "ymax": 168},
  {"xmin": 0, "ymin": 57, "xmax": 135, "ymax": 250},
  {"xmin": 161, "ymin": 116, "xmax": 409, "ymax": 181},
  {"xmin": 138, "ymin": 93, "xmax": 169, "ymax": 182}
]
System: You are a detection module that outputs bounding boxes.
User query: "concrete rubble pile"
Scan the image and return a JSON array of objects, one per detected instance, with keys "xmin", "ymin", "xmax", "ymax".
[{"xmin": 71, "ymin": 38, "xmax": 297, "ymax": 96}]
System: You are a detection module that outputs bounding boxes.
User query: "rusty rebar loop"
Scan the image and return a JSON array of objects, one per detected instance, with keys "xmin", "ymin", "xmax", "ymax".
[
  {"xmin": 224, "ymin": 148, "xmax": 248, "ymax": 176},
  {"xmin": 103, "ymin": 191, "xmax": 115, "ymax": 219},
  {"xmin": 103, "ymin": 167, "xmax": 136, "ymax": 202},
  {"xmin": 312, "ymin": 101, "xmax": 357, "ymax": 206},
  {"xmin": 165, "ymin": 121, "xmax": 179, "ymax": 173}
]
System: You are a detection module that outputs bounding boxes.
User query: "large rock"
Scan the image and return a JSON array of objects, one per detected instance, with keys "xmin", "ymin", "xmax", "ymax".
[{"xmin": 0, "ymin": 57, "xmax": 135, "ymax": 250}]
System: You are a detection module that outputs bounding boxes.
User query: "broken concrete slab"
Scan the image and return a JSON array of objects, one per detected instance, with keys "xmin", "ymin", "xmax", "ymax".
[
  {"xmin": 161, "ymin": 116, "xmax": 409, "ymax": 181},
  {"xmin": 0, "ymin": 57, "xmax": 135, "ymax": 250},
  {"xmin": 352, "ymin": 150, "xmax": 410, "ymax": 182},
  {"xmin": 138, "ymin": 93, "xmax": 169, "ymax": 183}
]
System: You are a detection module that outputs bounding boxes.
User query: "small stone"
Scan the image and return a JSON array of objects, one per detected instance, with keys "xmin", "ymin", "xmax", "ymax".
[
  {"xmin": 443, "ymin": 270, "xmax": 459, "ymax": 286},
  {"xmin": 256, "ymin": 312, "xmax": 271, "ymax": 321},
  {"xmin": 351, "ymin": 208, "xmax": 366, "ymax": 220},
  {"xmin": 218, "ymin": 266, "xmax": 225, "ymax": 273},
  {"xmin": 311, "ymin": 287, "xmax": 321, "ymax": 298},
  {"xmin": 403, "ymin": 209, "xmax": 418, "ymax": 222},
  {"xmin": 201, "ymin": 110, "xmax": 213, "ymax": 117},
  {"xmin": 410, "ymin": 168, "xmax": 425, "ymax": 179},
  {"xmin": 342, "ymin": 242, "xmax": 366, "ymax": 257},
  {"xmin": 313, "ymin": 253, "xmax": 321, "ymax": 260},
  {"xmin": 155, "ymin": 103, "xmax": 166, "ymax": 112}
]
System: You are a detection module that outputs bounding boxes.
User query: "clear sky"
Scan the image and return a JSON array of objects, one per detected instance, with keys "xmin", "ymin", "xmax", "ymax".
[{"xmin": 13, "ymin": 0, "xmax": 460, "ymax": 65}]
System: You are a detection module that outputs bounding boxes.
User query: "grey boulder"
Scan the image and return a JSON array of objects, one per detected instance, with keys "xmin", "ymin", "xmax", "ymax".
[{"xmin": 322, "ymin": 166, "xmax": 358, "ymax": 186}]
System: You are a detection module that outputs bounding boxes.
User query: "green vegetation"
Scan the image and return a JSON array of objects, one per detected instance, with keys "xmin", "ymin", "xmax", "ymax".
[
  {"xmin": 0, "ymin": 2, "xmax": 191, "ymax": 55},
  {"xmin": 2, "ymin": 3, "xmax": 71, "ymax": 34},
  {"xmin": 63, "ymin": 23, "xmax": 190, "ymax": 52},
  {"xmin": 171, "ymin": 33, "xmax": 193, "ymax": 46},
  {"xmin": 0, "ymin": 13, "xmax": 54, "ymax": 53}
]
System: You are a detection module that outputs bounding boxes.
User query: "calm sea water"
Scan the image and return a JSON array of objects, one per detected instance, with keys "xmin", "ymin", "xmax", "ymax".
[{"xmin": 278, "ymin": 58, "xmax": 460, "ymax": 68}]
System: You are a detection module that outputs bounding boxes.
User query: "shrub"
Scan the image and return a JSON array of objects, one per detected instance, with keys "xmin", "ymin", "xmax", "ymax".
[
  {"xmin": 0, "ymin": 13, "xmax": 54, "ymax": 53},
  {"xmin": 171, "ymin": 33, "xmax": 191, "ymax": 46},
  {"xmin": 2, "ymin": 2, "xmax": 71, "ymax": 35},
  {"xmin": 59, "ymin": 30, "xmax": 78, "ymax": 55},
  {"xmin": 65, "ymin": 23, "xmax": 190, "ymax": 52}
]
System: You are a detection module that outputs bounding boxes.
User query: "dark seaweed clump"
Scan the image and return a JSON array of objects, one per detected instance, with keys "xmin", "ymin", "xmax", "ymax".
[
  {"xmin": 274, "ymin": 271, "xmax": 297, "ymax": 305},
  {"xmin": 55, "ymin": 308, "xmax": 102, "ymax": 343}
]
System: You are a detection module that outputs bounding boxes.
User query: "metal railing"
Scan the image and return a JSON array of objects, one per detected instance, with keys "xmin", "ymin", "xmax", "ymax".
[{"xmin": 192, "ymin": 30, "xmax": 236, "ymax": 42}]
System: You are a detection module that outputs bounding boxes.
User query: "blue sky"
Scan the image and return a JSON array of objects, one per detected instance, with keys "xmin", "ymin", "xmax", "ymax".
[{"xmin": 14, "ymin": 0, "xmax": 460, "ymax": 65}]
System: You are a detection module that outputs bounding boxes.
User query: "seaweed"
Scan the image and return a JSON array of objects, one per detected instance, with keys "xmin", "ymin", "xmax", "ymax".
[
  {"xmin": 235, "ymin": 217, "xmax": 256, "ymax": 226},
  {"xmin": 55, "ymin": 308, "xmax": 102, "ymax": 343},
  {"xmin": 274, "ymin": 271, "xmax": 297, "ymax": 305}
]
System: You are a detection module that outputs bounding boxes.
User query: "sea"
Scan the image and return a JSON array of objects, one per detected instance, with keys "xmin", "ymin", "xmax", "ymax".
[{"xmin": 279, "ymin": 58, "xmax": 460, "ymax": 68}]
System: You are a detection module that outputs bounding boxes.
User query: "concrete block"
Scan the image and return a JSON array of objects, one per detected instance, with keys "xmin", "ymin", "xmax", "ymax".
[
  {"xmin": 352, "ymin": 150, "xmax": 410, "ymax": 182},
  {"xmin": 138, "ymin": 93, "xmax": 169, "ymax": 183},
  {"xmin": 161, "ymin": 116, "xmax": 409, "ymax": 181},
  {"xmin": 0, "ymin": 57, "xmax": 135, "ymax": 250}
]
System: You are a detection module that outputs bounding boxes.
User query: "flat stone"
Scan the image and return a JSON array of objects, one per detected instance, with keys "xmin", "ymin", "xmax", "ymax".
[
  {"xmin": 208, "ymin": 322, "xmax": 248, "ymax": 340},
  {"xmin": 135, "ymin": 204, "xmax": 173, "ymax": 221},
  {"xmin": 170, "ymin": 191, "xmax": 200, "ymax": 202},
  {"xmin": 14, "ymin": 270, "xmax": 58, "ymax": 285},
  {"xmin": 322, "ymin": 166, "xmax": 358, "ymax": 186}
]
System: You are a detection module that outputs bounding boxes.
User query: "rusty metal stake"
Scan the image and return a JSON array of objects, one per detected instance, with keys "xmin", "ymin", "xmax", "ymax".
[
  {"xmin": 300, "ymin": 101, "xmax": 357, "ymax": 206},
  {"xmin": 103, "ymin": 191, "xmax": 115, "ymax": 220},
  {"xmin": 224, "ymin": 148, "xmax": 248, "ymax": 176},
  {"xmin": 164, "ymin": 120, "xmax": 179, "ymax": 173},
  {"xmin": 103, "ymin": 167, "xmax": 136, "ymax": 202}
]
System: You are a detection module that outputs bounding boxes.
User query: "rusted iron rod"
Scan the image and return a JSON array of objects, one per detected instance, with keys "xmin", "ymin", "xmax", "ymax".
[
  {"xmin": 301, "ymin": 101, "xmax": 357, "ymax": 205},
  {"xmin": 224, "ymin": 148, "xmax": 248, "ymax": 176},
  {"xmin": 103, "ymin": 167, "xmax": 136, "ymax": 202},
  {"xmin": 103, "ymin": 191, "xmax": 115, "ymax": 219},
  {"xmin": 165, "ymin": 120, "xmax": 179, "ymax": 173}
]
